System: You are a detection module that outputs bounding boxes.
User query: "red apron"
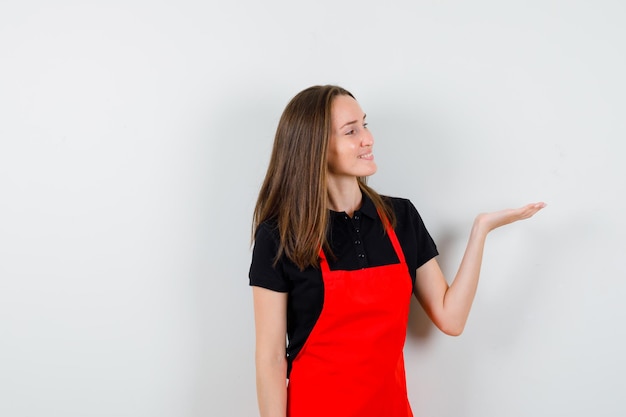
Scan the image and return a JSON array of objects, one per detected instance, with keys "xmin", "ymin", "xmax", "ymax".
[{"xmin": 287, "ymin": 218, "xmax": 414, "ymax": 417}]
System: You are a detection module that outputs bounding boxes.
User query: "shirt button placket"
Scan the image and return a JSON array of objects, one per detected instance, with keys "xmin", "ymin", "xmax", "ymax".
[{"xmin": 352, "ymin": 212, "xmax": 367, "ymax": 268}]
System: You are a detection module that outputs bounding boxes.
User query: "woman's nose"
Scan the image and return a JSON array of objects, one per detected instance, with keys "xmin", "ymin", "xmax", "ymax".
[{"xmin": 361, "ymin": 130, "xmax": 374, "ymax": 147}]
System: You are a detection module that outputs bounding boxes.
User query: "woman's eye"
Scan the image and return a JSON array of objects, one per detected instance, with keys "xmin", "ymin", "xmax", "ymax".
[
  {"xmin": 363, "ymin": 122, "xmax": 368, "ymax": 129},
  {"xmin": 346, "ymin": 129, "xmax": 355, "ymax": 135}
]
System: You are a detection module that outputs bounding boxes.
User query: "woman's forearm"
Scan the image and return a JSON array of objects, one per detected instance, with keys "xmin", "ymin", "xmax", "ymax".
[
  {"xmin": 441, "ymin": 218, "xmax": 489, "ymax": 335},
  {"xmin": 255, "ymin": 355, "xmax": 287, "ymax": 417},
  {"xmin": 416, "ymin": 203, "xmax": 545, "ymax": 336},
  {"xmin": 252, "ymin": 287, "xmax": 288, "ymax": 416}
]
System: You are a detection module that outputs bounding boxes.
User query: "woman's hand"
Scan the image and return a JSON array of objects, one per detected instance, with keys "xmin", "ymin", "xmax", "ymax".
[
  {"xmin": 415, "ymin": 201, "xmax": 546, "ymax": 336},
  {"xmin": 475, "ymin": 202, "xmax": 546, "ymax": 234}
]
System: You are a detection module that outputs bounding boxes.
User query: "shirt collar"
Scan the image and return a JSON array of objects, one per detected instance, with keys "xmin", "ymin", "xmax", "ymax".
[
  {"xmin": 359, "ymin": 192, "xmax": 378, "ymax": 219},
  {"xmin": 328, "ymin": 192, "xmax": 378, "ymax": 219}
]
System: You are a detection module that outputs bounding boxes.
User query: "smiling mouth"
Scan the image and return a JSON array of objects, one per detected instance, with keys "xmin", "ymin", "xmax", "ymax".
[{"xmin": 358, "ymin": 153, "xmax": 374, "ymax": 159}]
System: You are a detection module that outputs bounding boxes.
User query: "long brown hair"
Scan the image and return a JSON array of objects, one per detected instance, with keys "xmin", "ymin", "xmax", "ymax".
[{"xmin": 252, "ymin": 85, "xmax": 396, "ymax": 270}]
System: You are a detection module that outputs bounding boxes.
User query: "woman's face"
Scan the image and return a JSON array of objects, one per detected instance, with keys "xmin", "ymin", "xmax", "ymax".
[{"xmin": 327, "ymin": 95, "xmax": 377, "ymax": 181}]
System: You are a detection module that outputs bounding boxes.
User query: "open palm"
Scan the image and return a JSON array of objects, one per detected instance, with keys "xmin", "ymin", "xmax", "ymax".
[{"xmin": 476, "ymin": 202, "xmax": 546, "ymax": 233}]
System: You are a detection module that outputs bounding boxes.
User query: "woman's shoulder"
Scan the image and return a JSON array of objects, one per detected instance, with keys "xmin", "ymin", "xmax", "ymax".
[
  {"xmin": 254, "ymin": 219, "xmax": 280, "ymax": 244},
  {"xmin": 382, "ymin": 195, "xmax": 419, "ymax": 216},
  {"xmin": 380, "ymin": 195, "xmax": 432, "ymax": 231}
]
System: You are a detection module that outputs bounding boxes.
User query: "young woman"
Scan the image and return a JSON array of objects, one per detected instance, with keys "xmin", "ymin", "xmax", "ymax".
[{"xmin": 249, "ymin": 85, "xmax": 545, "ymax": 417}]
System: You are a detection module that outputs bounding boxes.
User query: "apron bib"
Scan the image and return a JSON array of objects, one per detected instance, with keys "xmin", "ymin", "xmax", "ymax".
[{"xmin": 287, "ymin": 217, "xmax": 414, "ymax": 417}]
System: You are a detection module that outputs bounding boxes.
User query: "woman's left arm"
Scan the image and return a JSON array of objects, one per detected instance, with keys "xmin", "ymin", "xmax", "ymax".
[{"xmin": 414, "ymin": 202, "xmax": 546, "ymax": 336}]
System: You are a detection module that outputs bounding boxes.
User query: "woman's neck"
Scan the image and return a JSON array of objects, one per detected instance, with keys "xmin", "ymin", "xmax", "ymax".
[{"xmin": 327, "ymin": 177, "xmax": 362, "ymax": 217}]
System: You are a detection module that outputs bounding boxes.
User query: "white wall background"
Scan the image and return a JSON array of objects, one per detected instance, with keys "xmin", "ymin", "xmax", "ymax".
[{"xmin": 1, "ymin": 1, "xmax": 625, "ymax": 416}]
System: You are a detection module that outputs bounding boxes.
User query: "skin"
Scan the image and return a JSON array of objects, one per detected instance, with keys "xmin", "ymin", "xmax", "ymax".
[
  {"xmin": 252, "ymin": 95, "xmax": 546, "ymax": 417},
  {"xmin": 326, "ymin": 95, "xmax": 377, "ymax": 214}
]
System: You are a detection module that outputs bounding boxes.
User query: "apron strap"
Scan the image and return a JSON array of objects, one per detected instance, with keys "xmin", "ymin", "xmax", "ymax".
[{"xmin": 318, "ymin": 244, "xmax": 331, "ymax": 274}]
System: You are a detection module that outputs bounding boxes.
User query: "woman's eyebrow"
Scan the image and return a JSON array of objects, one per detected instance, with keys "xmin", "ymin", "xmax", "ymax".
[{"xmin": 339, "ymin": 114, "xmax": 367, "ymax": 130}]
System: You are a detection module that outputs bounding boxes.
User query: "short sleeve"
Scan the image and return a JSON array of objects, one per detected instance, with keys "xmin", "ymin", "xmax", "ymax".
[
  {"xmin": 249, "ymin": 222, "xmax": 290, "ymax": 292},
  {"xmin": 406, "ymin": 199, "xmax": 438, "ymax": 268},
  {"xmin": 382, "ymin": 196, "xmax": 439, "ymax": 282}
]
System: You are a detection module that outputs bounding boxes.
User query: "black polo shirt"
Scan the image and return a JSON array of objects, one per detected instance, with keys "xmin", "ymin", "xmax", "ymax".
[{"xmin": 249, "ymin": 194, "xmax": 438, "ymax": 376}]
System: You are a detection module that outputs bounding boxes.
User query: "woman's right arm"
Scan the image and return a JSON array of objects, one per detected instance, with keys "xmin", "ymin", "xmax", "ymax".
[{"xmin": 252, "ymin": 286, "xmax": 288, "ymax": 417}]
